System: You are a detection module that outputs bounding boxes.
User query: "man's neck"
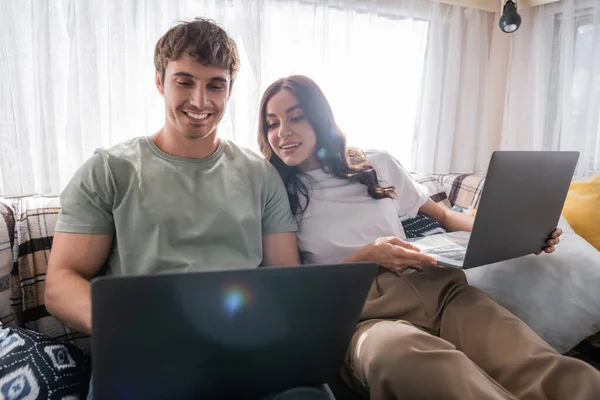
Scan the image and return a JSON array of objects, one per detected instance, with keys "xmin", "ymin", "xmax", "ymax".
[{"xmin": 152, "ymin": 128, "xmax": 220, "ymax": 159}]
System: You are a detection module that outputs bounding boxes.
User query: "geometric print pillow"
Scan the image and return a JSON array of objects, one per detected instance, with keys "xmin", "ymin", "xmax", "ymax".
[
  {"xmin": 0, "ymin": 324, "xmax": 91, "ymax": 399},
  {"xmin": 400, "ymin": 212, "xmax": 448, "ymax": 239}
]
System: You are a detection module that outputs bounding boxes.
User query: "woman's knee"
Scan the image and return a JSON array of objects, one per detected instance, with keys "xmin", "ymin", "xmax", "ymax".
[{"xmin": 354, "ymin": 321, "xmax": 455, "ymax": 379}]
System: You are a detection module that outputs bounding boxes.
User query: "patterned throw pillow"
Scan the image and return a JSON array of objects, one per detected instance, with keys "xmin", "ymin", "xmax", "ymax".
[
  {"xmin": 436, "ymin": 173, "xmax": 486, "ymax": 209},
  {"xmin": 402, "ymin": 174, "xmax": 452, "ymax": 238},
  {"xmin": 0, "ymin": 324, "xmax": 91, "ymax": 399},
  {"xmin": 13, "ymin": 197, "xmax": 90, "ymax": 351},
  {"xmin": 400, "ymin": 212, "xmax": 448, "ymax": 238},
  {"xmin": 412, "ymin": 174, "xmax": 452, "ymax": 208},
  {"xmin": 0, "ymin": 200, "xmax": 17, "ymax": 327}
]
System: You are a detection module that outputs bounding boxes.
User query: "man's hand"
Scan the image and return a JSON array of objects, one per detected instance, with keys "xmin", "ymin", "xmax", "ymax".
[
  {"xmin": 535, "ymin": 227, "xmax": 563, "ymax": 255},
  {"xmin": 345, "ymin": 236, "xmax": 439, "ymax": 272}
]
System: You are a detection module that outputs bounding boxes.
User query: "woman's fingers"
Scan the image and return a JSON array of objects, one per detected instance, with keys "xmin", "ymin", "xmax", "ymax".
[
  {"xmin": 387, "ymin": 237, "xmax": 421, "ymax": 252},
  {"xmin": 391, "ymin": 247, "xmax": 438, "ymax": 266},
  {"xmin": 552, "ymin": 228, "xmax": 563, "ymax": 239}
]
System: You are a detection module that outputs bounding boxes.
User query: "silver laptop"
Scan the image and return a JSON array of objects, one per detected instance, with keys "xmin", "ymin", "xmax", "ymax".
[
  {"xmin": 410, "ymin": 151, "xmax": 579, "ymax": 269},
  {"xmin": 91, "ymin": 262, "xmax": 377, "ymax": 400}
]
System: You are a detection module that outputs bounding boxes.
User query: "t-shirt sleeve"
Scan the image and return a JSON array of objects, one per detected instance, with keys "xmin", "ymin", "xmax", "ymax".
[
  {"xmin": 261, "ymin": 163, "xmax": 298, "ymax": 235},
  {"xmin": 376, "ymin": 151, "xmax": 429, "ymax": 218},
  {"xmin": 55, "ymin": 152, "xmax": 115, "ymax": 235}
]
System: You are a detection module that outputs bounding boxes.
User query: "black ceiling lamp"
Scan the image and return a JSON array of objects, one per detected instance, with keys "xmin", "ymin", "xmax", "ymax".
[{"xmin": 499, "ymin": 0, "xmax": 522, "ymax": 33}]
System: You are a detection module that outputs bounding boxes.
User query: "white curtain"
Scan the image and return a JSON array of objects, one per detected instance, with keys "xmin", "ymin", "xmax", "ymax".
[
  {"xmin": 411, "ymin": 5, "xmax": 495, "ymax": 175},
  {"xmin": 0, "ymin": 0, "xmax": 244, "ymax": 196},
  {"xmin": 257, "ymin": 0, "xmax": 432, "ymax": 166},
  {"xmin": 0, "ymin": 0, "xmax": 439, "ymax": 197},
  {"xmin": 412, "ymin": 0, "xmax": 600, "ymax": 180},
  {"xmin": 0, "ymin": 0, "xmax": 496, "ymax": 196},
  {"xmin": 503, "ymin": 0, "xmax": 600, "ymax": 180}
]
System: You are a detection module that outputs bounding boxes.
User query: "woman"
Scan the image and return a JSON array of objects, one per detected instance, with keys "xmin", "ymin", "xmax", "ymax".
[{"xmin": 257, "ymin": 75, "xmax": 600, "ymax": 400}]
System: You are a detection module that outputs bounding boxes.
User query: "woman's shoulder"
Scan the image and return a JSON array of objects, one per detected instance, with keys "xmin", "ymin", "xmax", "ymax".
[
  {"xmin": 357, "ymin": 148, "xmax": 398, "ymax": 171},
  {"xmin": 359, "ymin": 149, "xmax": 414, "ymax": 184}
]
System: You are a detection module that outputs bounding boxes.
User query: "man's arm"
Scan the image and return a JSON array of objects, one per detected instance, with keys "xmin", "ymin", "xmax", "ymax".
[
  {"xmin": 419, "ymin": 199, "xmax": 475, "ymax": 232},
  {"xmin": 45, "ymin": 232, "xmax": 113, "ymax": 334},
  {"xmin": 262, "ymin": 232, "xmax": 301, "ymax": 266},
  {"xmin": 260, "ymin": 162, "xmax": 300, "ymax": 266}
]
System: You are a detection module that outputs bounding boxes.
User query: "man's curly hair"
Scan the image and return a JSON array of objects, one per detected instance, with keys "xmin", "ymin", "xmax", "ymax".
[{"xmin": 154, "ymin": 18, "xmax": 240, "ymax": 85}]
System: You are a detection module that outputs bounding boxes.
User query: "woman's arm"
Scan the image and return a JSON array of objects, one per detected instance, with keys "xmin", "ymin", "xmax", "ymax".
[
  {"xmin": 344, "ymin": 236, "xmax": 438, "ymax": 271},
  {"xmin": 419, "ymin": 198, "xmax": 562, "ymax": 253},
  {"xmin": 419, "ymin": 199, "xmax": 474, "ymax": 232}
]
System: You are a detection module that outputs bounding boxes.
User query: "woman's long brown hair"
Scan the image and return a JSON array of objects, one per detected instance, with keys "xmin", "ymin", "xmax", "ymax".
[{"xmin": 257, "ymin": 75, "xmax": 396, "ymax": 215}]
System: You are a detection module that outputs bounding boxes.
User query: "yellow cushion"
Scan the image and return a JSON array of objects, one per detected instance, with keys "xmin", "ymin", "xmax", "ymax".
[{"xmin": 562, "ymin": 174, "xmax": 600, "ymax": 251}]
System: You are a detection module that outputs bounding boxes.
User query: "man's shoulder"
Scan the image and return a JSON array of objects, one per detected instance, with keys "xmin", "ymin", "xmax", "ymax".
[
  {"xmin": 221, "ymin": 140, "xmax": 271, "ymax": 171},
  {"xmin": 66, "ymin": 137, "xmax": 146, "ymax": 183},
  {"xmin": 94, "ymin": 136, "xmax": 147, "ymax": 162},
  {"xmin": 85, "ymin": 137, "xmax": 154, "ymax": 179}
]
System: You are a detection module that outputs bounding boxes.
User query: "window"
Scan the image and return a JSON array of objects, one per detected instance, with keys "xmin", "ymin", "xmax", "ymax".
[
  {"xmin": 234, "ymin": 2, "xmax": 429, "ymax": 167},
  {"xmin": 144, "ymin": 3, "xmax": 430, "ymax": 168},
  {"xmin": 0, "ymin": 0, "xmax": 431, "ymax": 195},
  {"xmin": 546, "ymin": 2, "xmax": 600, "ymax": 178}
]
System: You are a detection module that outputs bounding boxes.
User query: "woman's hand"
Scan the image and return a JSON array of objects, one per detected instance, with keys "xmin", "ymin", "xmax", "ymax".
[
  {"xmin": 345, "ymin": 236, "xmax": 439, "ymax": 272},
  {"xmin": 535, "ymin": 227, "xmax": 563, "ymax": 255}
]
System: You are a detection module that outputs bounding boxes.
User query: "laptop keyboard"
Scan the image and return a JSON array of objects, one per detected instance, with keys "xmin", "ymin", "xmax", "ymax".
[{"xmin": 423, "ymin": 246, "xmax": 466, "ymax": 261}]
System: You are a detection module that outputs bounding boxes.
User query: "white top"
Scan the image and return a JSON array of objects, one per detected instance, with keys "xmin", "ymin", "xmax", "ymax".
[{"xmin": 297, "ymin": 150, "xmax": 429, "ymax": 264}]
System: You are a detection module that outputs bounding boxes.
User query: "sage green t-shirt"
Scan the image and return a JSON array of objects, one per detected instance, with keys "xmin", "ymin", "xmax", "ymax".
[{"xmin": 55, "ymin": 137, "xmax": 297, "ymax": 276}]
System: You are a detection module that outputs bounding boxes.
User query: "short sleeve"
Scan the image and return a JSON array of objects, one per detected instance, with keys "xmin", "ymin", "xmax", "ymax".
[
  {"xmin": 261, "ymin": 163, "xmax": 298, "ymax": 235},
  {"xmin": 373, "ymin": 151, "xmax": 429, "ymax": 218},
  {"xmin": 55, "ymin": 152, "xmax": 115, "ymax": 235}
]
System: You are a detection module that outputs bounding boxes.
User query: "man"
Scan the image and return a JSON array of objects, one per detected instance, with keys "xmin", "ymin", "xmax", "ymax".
[{"xmin": 45, "ymin": 18, "xmax": 334, "ymax": 400}]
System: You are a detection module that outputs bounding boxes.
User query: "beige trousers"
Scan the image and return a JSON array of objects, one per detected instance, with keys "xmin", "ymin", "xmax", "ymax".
[{"xmin": 341, "ymin": 267, "xmax": 600, "ymax": 400}]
